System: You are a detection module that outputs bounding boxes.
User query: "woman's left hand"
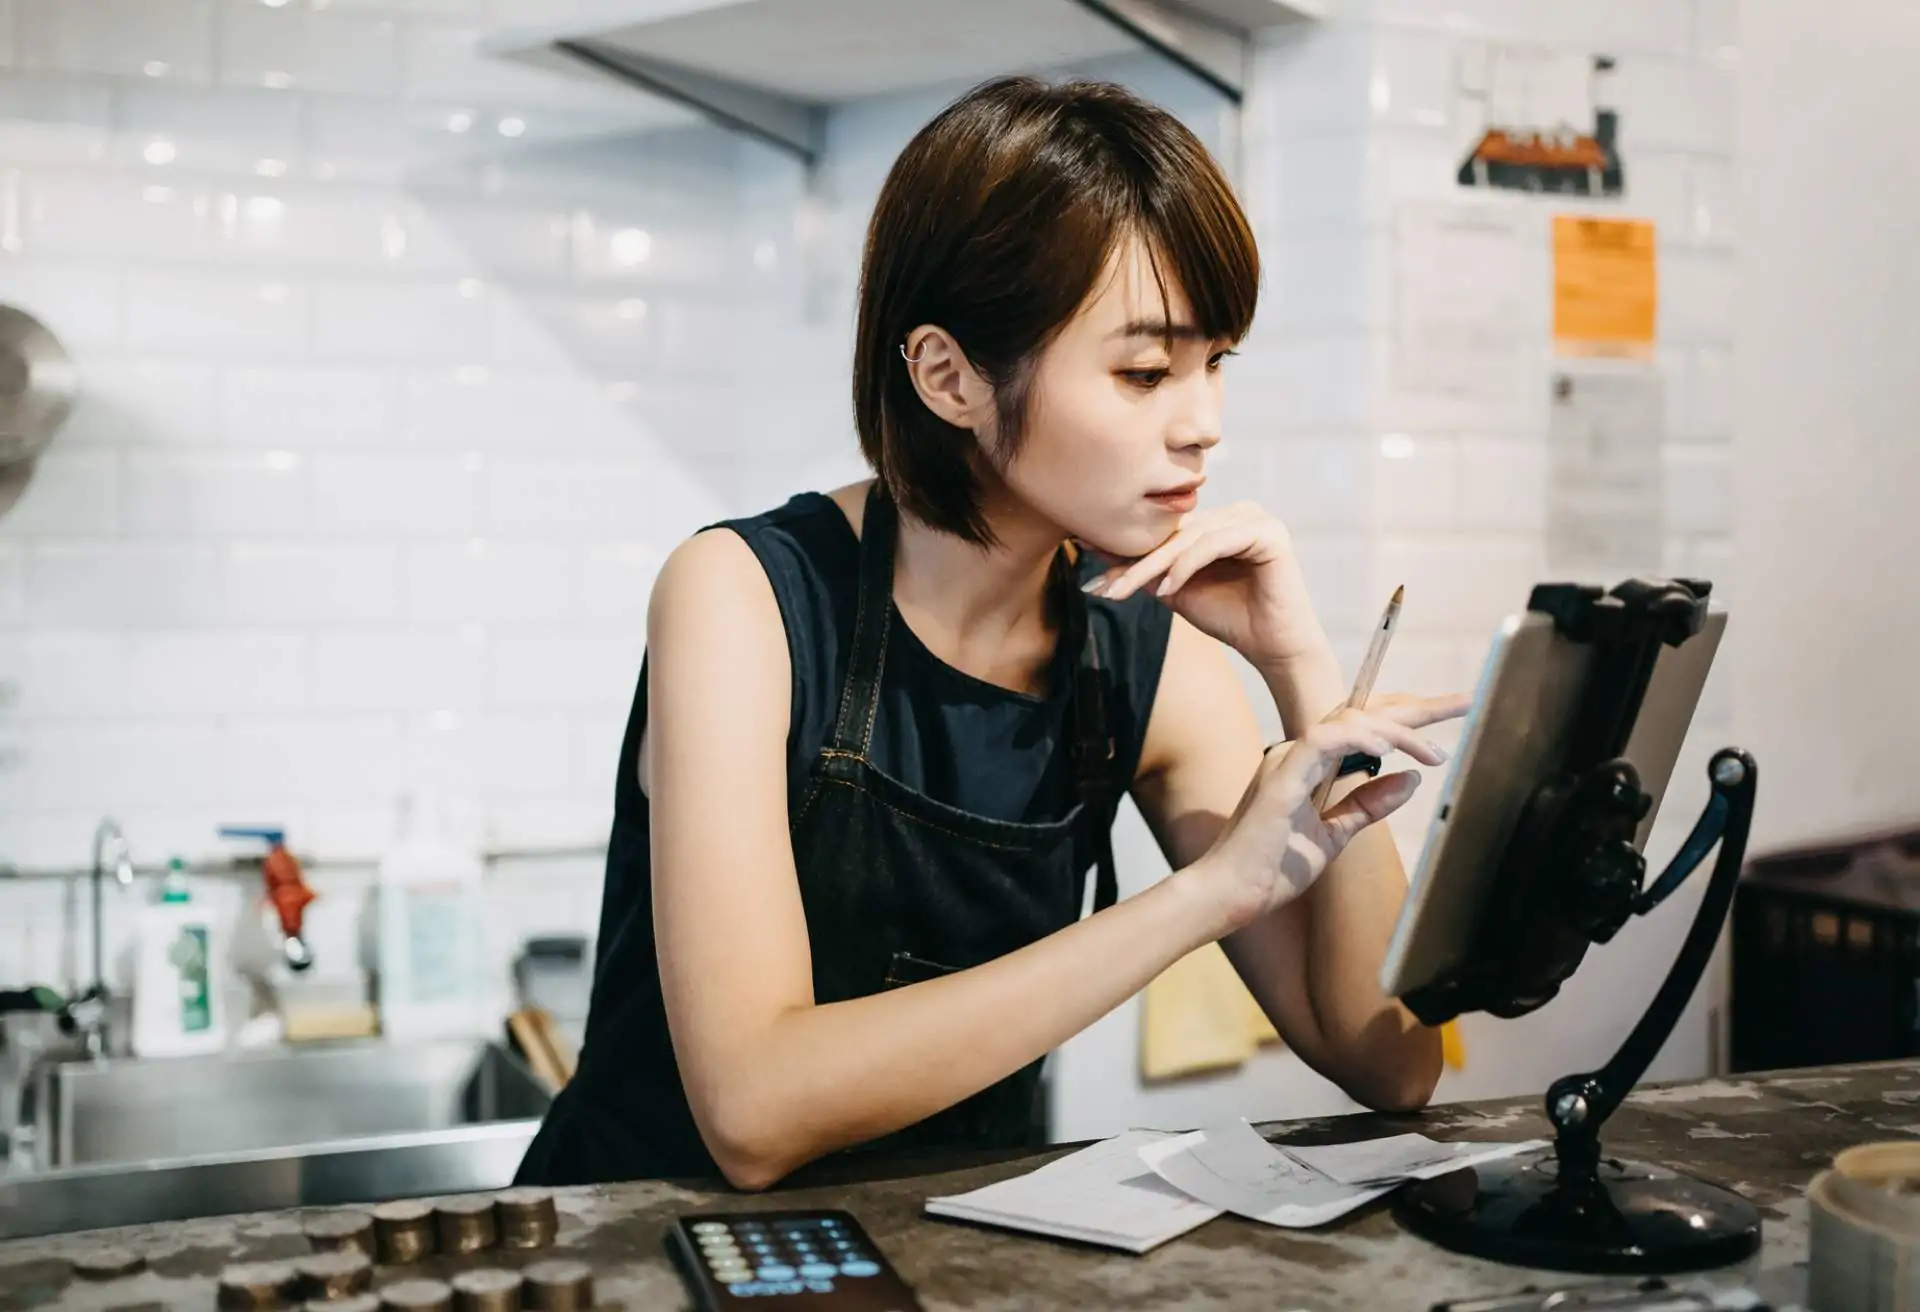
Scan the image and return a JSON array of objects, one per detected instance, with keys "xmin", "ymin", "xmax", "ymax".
[{"xmin": 1083, "ymin": 502, "xmax": 1327, "ymax": 671}]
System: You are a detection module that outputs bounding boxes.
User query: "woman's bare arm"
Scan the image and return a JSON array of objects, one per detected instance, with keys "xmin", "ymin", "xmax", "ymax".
[{"xmin": 1129, "ymin": 616, "xmax": 1446, "ymax": 1112}]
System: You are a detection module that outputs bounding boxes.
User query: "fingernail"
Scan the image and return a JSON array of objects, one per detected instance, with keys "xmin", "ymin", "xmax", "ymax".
[
  {"xmin": 1081, "ymin": 577, "xmax": 1107, "ymax": 596},
  {"xmin": 1155, "ymin": 578, "xmax": 1172, "ymax": 597},
  {"xmin": 1428, "ymin": 741, "xmax": 1448, "ymax": 762}
]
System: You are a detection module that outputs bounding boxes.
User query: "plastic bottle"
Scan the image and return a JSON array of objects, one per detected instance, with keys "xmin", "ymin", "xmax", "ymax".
[
  {"xmin": 130, "ymin": 858, "xmax": 230, "ymax": 1057},
  {"xmin": 372, "ymin": 791, "xmax": 489, "ymax": 1041}
]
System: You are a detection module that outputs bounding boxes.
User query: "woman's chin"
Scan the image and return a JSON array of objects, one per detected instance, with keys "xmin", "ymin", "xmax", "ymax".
[{"xmin": 1075, "ymin": 519, "xmax": 1178, "ymax": 562}]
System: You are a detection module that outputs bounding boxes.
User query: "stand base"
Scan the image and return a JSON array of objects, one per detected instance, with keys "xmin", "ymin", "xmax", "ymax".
[{"xmin": 1392, "ymin": 1148, "xmax": 1761, "ymax": 1275}]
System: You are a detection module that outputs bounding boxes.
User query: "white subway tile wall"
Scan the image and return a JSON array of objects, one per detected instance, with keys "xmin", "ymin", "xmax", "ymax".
[
  {"xmin": 0, "ymin": 0, "xmax": 730, "ymax": 993},
  {"xmin": 1056, "ymin": 2, "xmax": 1737, "ymax": 1136},
  {"xmin": 0, "ymin": 2, "xmax": 1732, "ymax": 1101}
]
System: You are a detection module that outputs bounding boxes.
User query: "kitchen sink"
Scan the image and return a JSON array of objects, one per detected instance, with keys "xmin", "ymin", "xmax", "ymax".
[
  {"xmin": 31, "ymin": 1037, "xmax": 547, "ymax": 1168},
  {"xmin": 0, "ymin": 1039, "xmax": 552, "ymax": 1240}
]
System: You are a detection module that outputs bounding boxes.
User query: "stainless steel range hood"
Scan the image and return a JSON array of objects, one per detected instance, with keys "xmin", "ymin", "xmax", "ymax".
[{"xmin": 483, "ymin": 0, "xmax": 1321, "ymax": 165}]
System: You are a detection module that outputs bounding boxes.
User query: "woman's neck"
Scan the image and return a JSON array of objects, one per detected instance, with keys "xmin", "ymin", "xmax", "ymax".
[{"xmin": 831, "ymin": 479, "xmax": 1066, "ymax": 696}]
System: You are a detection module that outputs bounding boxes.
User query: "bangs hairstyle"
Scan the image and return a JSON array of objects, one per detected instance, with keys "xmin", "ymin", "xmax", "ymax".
[{"xmin": 853, "ymin": 75, "xmax": 1260, "ymax": 546}]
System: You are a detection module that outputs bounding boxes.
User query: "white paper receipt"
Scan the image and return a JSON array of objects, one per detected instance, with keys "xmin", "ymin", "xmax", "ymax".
[
  {"xmin": 1138, "ymin": 1119, "xmax": 1545, "ymax": 1230},
  {"xmin": 924, "ymin": 1129, "xmax": 1223, "ymax": 1253},
  {"xmin": 1139, "ymin": 1119, "xmax": 1393, "ymax": 1228},
  {"xmin": 1284, "ymin": 1131, "xmax": 1540, "ymax": 1187}
]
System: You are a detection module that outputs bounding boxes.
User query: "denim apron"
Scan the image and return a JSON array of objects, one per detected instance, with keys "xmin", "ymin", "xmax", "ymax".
[
  {"xmin": 515, "ymin": 485, "xmax": 1119, "ymax": 1179},
  {"xmin": 784, "ymin": 486, "xmax": 1118, "ymax": 1154}
]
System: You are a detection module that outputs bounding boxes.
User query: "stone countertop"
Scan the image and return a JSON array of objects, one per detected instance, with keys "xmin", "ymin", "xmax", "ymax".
[{"xmin": 6, "ymin": 1059, "xmax": 1914, "ymax": 1311}]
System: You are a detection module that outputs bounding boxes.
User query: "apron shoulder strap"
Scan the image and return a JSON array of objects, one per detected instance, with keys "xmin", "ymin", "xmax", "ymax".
[
  {"xmin": 1063, "ymin": 558, "xmax": 1120, "ymax": 915},
  {"xmin": 827, "ymin": 484, "xmax": 897, "ymax": 759}
]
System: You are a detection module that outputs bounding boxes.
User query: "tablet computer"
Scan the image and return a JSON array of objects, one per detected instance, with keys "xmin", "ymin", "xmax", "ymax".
[{"xmin": 1378, "ymin": 605, "xmax": 1727, "ymax": 1000}]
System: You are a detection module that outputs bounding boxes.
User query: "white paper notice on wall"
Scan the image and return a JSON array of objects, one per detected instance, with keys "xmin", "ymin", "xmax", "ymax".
[
  {"xmin": 1391, "ymin": 201, "xmax": 1533, "ymax": 400},
  {"xmin": 1547, "ymin": 367, "xmax": 1666, "ymax": 578}
]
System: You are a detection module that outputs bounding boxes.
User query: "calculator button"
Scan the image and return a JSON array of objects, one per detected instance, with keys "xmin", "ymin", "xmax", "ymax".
[
  {"xmin": 798, "ymin": 1262, "xmax": 837, "ymax": 1279},
  {"xmin": 727, "ymin": 1282, "xmax": 757, "ymax": 1297},
  {"xmin": 712, "ymin": 1265, "xmax": 751, "ymax": 1281},
  {"xmin": 691, "ymin": 1222, "xmax": 729, "ymax": 1236},
  {"xmin": 757, "ymin": 1263, "xmax": 796, "ymax": 1281},
  {"xmin": 839, "ymin": 1260, "xmax": 880, "ymax": 1278},
  {"xmin": 805, "ymin": 1280, "xmax": 834, "ymax": 1293}
]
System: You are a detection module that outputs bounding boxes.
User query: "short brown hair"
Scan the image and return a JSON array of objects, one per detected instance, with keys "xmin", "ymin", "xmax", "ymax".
[{"xmin": 853, "ymin": 76, "xmax": 1260, "ymax": 545}]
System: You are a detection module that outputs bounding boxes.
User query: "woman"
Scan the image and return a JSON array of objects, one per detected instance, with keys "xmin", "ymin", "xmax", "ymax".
[{"xmin": 518, "ymin": 75, "xmax": 1467, "ymax": 1191}]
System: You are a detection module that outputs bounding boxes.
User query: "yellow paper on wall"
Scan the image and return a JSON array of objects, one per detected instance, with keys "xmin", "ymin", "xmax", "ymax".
[
  {"xmin": 1441, "ymin": 1019, "xmax": 1467, "ymax": 1070},
  {"xmin": 1141, "ymin": 941, "xmax": 1272, "ymax": 1081},
  {"xmin": 1553, "ymin": 215, "xmax": 1657, "ymax": 358}
]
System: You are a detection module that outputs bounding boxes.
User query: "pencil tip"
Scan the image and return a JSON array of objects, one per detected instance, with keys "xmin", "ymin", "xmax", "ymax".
[{"xmin": 1390, "ymin": 584, "xmax": 1405, "ymax": 604}]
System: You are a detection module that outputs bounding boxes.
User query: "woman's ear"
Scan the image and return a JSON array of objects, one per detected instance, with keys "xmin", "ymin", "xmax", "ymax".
[{"xmin": 901, "ymin": 325, "xmax": 993, "ymax": 431}]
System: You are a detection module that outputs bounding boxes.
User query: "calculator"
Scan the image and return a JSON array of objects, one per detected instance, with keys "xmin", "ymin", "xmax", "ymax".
[{"xmin": 666, "ymin": 1209, "xmax": 925, "ymax": 1310}]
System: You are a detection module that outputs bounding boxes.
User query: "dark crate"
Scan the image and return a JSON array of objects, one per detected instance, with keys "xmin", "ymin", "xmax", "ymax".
[{"xmin": 1730, "ymin": 825, "xmax": 1920, "ymax": 1073}]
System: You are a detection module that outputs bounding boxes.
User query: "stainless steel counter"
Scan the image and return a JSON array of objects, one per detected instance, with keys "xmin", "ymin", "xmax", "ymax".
[{"xmin": 0, "ymin": 1038, "xmax": 549, "ymax": 1240}]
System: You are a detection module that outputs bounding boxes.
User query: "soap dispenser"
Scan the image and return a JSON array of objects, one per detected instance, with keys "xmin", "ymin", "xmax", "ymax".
[{"xmin": 130, "ymin": 858, "xmax": 231, "ymax": 1057}]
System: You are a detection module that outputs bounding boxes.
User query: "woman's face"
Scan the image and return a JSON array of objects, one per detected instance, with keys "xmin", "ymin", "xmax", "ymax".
[{"xmin": 994, "ymin": 236, "xmax": 1234, "ymax": 559}]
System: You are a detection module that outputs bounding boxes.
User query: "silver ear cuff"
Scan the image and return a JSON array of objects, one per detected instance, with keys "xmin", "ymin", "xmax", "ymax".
[{"xmin": 900, "ymin": 341, "xmax": 925, "ymax": 363}]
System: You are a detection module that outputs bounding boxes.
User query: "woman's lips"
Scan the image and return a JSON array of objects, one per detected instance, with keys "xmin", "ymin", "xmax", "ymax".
[{"xmin": 1145, "ymin": 488, "xmax": 1199, "ymax": 513}]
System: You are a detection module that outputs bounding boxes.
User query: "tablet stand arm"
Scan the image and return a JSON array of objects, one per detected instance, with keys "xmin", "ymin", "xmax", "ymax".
[{"xmin": 1543, "ymin": 748, "xmax": 1756, "ymax": 1181}]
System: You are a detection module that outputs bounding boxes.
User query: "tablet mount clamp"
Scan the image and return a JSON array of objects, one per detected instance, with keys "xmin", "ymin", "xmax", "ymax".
[{"xmin": 1392, "ymin": 577, "xmax": 1761, "ymax": 1274}]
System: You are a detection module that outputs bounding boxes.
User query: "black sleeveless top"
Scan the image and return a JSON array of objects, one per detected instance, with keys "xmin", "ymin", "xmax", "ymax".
[{"xmin": 515, "ymin": 491, "xmax": 1174, "ymax": 1184}]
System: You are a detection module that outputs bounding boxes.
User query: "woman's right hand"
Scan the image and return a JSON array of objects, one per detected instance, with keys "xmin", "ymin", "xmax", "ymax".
[{"xmin": 1194, "ymin": 694, "xmax": 1465, "ymax": 932}]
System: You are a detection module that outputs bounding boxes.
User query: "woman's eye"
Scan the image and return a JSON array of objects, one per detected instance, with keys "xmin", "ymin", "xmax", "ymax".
[
  {"xmin": 1121, "ymin": 368, "xmax": 1169, "ymax": 389},
  {"xmin": 1207, "ymin": 348, "xmax": 1239, "ymax": 371}
]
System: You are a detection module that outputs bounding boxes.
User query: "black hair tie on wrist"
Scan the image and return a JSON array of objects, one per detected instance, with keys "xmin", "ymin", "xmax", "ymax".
[
  {"xmin": 1338, "ymin": 751, "xmax": 1384, "ymax": 780},
  {"xmin": 1259, "ymin": 745, "xmax": 1384, "ymax": 781}
]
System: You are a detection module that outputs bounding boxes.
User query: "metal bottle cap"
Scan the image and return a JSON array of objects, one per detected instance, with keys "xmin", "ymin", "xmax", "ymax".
[
  {"xmin": 433, "ymin": 1195, "xmax": 499, "ymax": 1255},
  {"xmin": 372, "ymin": 1200, "xmax": 438, "ymax": 1265},
  {"xmin": 492, "ymin": 1188, "xmax": 559, "ymax": 1250},
  {"xmin": 218, "ymin": 1260, "xmax": 296, "ymax": 1310},
  {"xmin": 303, "ymin": 1210, "xmax": 376, "ymax": 1258},
  {"xmin": 72, "ymin": 1246, "xmax": 145, "ymax": 1281},
  {"xmin": 450, "ymin": 1268, "xmax": 523, "ymax": 1312},
  {"xmin": 294, "ymin": 1249, "xmax": 373, "ymax": 1300},
  {"xmin": 520, "ymin": 1259, "xmax": 593, "ymax": 1312},
  {"xmin": 379, "ymin": 1278, "xmax": 454, "ymax": 1312},
  {"xmin": 306, "ymin": 1295, "xmax": 380, "ymax": 1312}
]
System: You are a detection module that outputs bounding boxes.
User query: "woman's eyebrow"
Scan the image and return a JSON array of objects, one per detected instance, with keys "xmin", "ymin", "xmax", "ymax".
[{"xmin": 1107, "ymin": 318, "xmax": 1209, "ymax": 341}]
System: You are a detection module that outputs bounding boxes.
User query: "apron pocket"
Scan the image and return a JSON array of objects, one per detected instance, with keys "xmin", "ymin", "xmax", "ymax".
[{"xmin": 882, "ymin": 951, "xmax": 961, "ymax": 988}]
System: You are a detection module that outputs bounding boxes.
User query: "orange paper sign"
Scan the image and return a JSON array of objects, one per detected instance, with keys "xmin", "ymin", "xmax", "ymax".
[{"xmin": 1553, "ymin": 216, "xmax": 1657, "ymax": 357}]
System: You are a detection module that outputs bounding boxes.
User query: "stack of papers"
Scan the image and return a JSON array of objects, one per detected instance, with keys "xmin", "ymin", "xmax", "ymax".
[{"xmin": 926, "ymin": 1120, "xmax": 1543, "ymax": 1252}]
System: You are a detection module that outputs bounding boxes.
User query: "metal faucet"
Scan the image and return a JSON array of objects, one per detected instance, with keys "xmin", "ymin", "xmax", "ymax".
[{"xmin": 72, "ymin": 818, "xmax": 135, "ymax": 1057}]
